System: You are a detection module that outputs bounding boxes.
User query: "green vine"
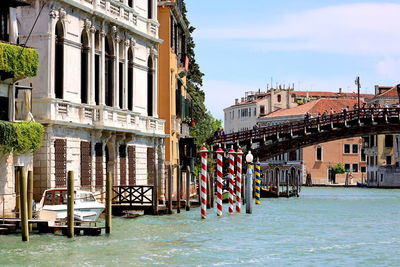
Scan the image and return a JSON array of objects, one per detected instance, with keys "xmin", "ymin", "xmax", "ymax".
[
  {"xmin": 0, "ymin": 42, "xmax": 39, "ymax": 79},
  {"xmin": 0, "ymin": 120, "xmax": 44, "ymax": 154}
]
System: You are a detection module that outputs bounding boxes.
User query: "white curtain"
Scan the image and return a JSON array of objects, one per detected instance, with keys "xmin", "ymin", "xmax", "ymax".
[{"xmin": 9, "ymin": 7, "xmax": 18, "ymax": 43}]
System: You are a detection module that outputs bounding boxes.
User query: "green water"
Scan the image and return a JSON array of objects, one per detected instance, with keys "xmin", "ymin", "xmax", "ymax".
[{"xmin": 1, "ymin": 187, "xmax": 400, "ymax": 266}]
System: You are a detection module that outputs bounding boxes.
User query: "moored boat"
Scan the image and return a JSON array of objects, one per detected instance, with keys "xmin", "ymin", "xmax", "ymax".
[{"xmin": 36, "ymin": 188, "xmax": 105, "ymax": 221}]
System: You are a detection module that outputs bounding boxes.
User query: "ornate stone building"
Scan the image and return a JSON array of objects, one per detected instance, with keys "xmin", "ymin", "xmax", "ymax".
[{"xmin": 18, "ymin": 0, "xmax": 167, "ymax": 201}]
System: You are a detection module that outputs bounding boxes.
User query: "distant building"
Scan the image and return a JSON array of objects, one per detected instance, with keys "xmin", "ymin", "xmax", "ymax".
[
  {"xmin": 364, "ymin": 85, "xmax": 400, "ymax": 187},
  {"xmin": 258, "ymin": 98, "xmax": 368, "ymax": 185}
]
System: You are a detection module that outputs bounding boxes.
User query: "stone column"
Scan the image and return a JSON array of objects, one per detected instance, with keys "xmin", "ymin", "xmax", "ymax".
[
  {"xmin": 49, "ymin": 10, "xmax": 59, "ymax": 99},
  {"xmin": 151, "ymin": 47, "xmax": 158, "ymax": 117}
]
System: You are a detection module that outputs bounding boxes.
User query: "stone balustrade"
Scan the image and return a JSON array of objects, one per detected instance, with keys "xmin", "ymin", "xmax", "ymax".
[
  {"xmin": 33, "ymin": 98, "xmax": 165, "ymax": 136},
  {"xmin": 70, "ymin": 0, "xmax": 158, "ymax": 38}
]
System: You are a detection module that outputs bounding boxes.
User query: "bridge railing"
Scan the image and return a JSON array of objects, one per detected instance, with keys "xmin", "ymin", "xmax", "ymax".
[{"xmin": 212, "ymin": 107, "xmax": 400, "ymax": 145}]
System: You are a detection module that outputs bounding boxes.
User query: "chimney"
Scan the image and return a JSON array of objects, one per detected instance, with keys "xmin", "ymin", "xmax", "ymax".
[
  {"xmin": 241, "ymin": 97, "xmax": 245, "ymax": 102},
  {"xmin": 339, "ymin": 88, "xmax": 342, "ymax": 94},
  {"xmin": 235, "ymin": 99, "xmax": 239, "ymax": 105}
]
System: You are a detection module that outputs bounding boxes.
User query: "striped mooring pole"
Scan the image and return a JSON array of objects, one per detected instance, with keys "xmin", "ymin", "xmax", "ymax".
[
  {"xmin": 216, "ymin": 148, "xmax": 224, "ymax": 216},
  {"xmin": 255, "ymin": 161, "xmax": 261, "ymax": 205},
  {"xmin": 228, "ymin": 148, "xmax": 236, "ymax": 213},
  {"xmin": 200, "ymin": 146, "xmax": 208, "ymax": 219},
  {"xmin": 236, "ymin": 148, "xmax": 243, "ymax": 213}
]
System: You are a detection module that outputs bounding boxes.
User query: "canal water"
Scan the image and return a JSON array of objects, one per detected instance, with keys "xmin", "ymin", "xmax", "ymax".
[{"xmin": 1, "ymin": 187, "xmax": 400, "ymax": 266}]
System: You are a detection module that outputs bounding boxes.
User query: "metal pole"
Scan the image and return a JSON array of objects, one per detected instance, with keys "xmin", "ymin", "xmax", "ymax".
[
  {"xmin": 105, "ymin": 171, "xmax": 112, "ymax": 234},
  {"xmin": 20, "ymin": 167, "xmax": 29, "ymax": 242},
  {"xmin": 255, "ymin": 161, "xmax": 261, "ymax": 204},
  {"xmin": 200, "ymin": 147, "xmax": 208, "ymax": 219},
  {"xmin": 246, "ymin": 164, "xmax": 253, "ymax": 214},
  {"xmin": 27, "ymin": 170, "xmax": 33, "ymax": 232},
  {"xmin": 67, "ymin": 171, "xmax": 74, "ymax": 238},
  {"xmin": 186, "ymin": 166, "xmax": 191, "ymax": 211}
]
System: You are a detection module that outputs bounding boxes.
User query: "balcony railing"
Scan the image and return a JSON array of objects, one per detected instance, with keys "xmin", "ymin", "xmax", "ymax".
[
  {"xmin": 32, "ymin": 98, "xmax": 165, "ymax": 135},
  {"xmin": 71, "ymin": 0, "xmax": 158, "ymax": 37}
]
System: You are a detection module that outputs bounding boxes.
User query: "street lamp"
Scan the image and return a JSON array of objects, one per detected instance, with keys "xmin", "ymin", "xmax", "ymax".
[{"xmin": 246, "ymin": 151, "xmax": 254, "ymax": 163}]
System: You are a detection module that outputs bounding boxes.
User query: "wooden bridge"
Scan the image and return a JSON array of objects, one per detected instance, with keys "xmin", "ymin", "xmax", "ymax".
[{"xmin": 211, "ymin": 107, "xmax": 400, "ymax": 160}]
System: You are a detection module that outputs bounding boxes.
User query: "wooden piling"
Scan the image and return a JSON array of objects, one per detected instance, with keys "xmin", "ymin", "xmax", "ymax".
[
  {"xmin": 296, "ymin": 173, "xmax": 300, "ymax": 197},
  {"xmin": 167, "ymin": 165, "xmax": 173, "ymax": 214},
  {"xmin": 277, "ymin": 172, "xmax": 280, "ymax": 197},
  {"xmin": 206, "ymin": 172, "xmax": 211, "ymax": 209},
  {"xmin": 286, "ymin": 173, "xmax": 289, "ymax": 198},
  {"xmin": 245, "ymin": 165, "xmax": 253, "ymax": 214},
  {"xmin": 67, "ymin": 171, "xmax": 74, "ymax": 238},
  {"xmin": 210, "ymin": 173, "xmax": 214, "ymax": 208},
  {"xmin": 106, "ymin": 171, "xmax": 112, "ymax": 234},
  {"xmin": 19, "ymin": 167, "xmax": 29, "ymax": 241},
  {"xmin": 185, "ymin": 166, "xmax": 191, "ymax": 211},
  {"xmin": 27, "ymin": 170, "xmax": 33, "ymax": 232},
  {"xmin": 177, "ymin": 167, "xmax": 181, "ymax": 213},
  {"xmin": 153, "ymin": 160, "xmax": 159, "ymax": 215}
]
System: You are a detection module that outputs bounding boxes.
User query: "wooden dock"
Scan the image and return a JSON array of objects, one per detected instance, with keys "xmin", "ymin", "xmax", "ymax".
[{"xmin": 0, "ymin": 218, "xmax": 105, "ymax": 236}]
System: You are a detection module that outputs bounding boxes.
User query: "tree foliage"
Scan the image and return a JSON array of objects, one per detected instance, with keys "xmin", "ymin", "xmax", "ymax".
[
  {"xmin": 0, "ymin": 42, "xmax": 39, "ymax": 79},
  {"xmin": 0, "ymin": 121, "xmax": 44, "ymax": 154},
  {"xmin": 331, "ymin": 163, "xmax": 346, "ymax": 174}
]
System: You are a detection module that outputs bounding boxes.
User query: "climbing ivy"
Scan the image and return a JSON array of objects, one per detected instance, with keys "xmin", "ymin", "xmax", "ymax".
[
  {"xmin": 0, "ymin": 121, "xmax": 44, "ymax": 154},
  {"xmin": 0, "ymin": 42, "xmax": 39, "ymax": 79}
]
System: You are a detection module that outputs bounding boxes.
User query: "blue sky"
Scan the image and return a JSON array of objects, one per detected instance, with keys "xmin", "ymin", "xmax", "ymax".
[{"xmin": 185, "ymin": 0, "xmax": 400, "ymax": 120}]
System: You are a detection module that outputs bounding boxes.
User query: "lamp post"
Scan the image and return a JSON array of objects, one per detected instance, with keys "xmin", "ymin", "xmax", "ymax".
[
  {"xmin": 355, "ymin": 76, "xmax": 361, "ymax": 116},
  {"xmin": 245, "ymin": 151, "xmax": 254, "ymax": 214}
]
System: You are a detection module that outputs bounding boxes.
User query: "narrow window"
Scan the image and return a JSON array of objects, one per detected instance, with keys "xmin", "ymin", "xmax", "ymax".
[
  {"xmin": 385, "ymin": 135, "xmax": 393, "ymax": 148},
  {"xmin": 361, "ymin": 166, "xmax": 366, "ymax": 173},
  {"xmin": 95, "ymin": 31, "xmax": 100, "ymax": 105},
  {"xmin": 344, "ymin": 144, "xmax": 350, "ymax": 154},
  {"xmin": 386, "ymin": 155, "xmax": 392, "ymax": 166},
  {"xmin": 81, "ymin": 30, "xmax": 89, "ymax": 104},
  {"xmin": 55, "ymin": 21, "xmax": 64, "ymax": 99},
  {"xmin": 119, "ymin": 62, "xmax": 124, "ymax": 108},
  {"xmin": 147, "ymin": 0, "xmax": 152, "ymax": 19},
  {"xmin": 0, "ymin": 8, "xmax": 9, "ymax": 42},
  {"xmin": 361, "ymin": 148, "xmax": 366, "ymax": 162},
  {"xmin": 316, "ymin": 146, "xmax": 322, "ymax": 161},
  {"xmin": 0, "ymin": 96, "xmax": 9, "ymax": 121},
  {"xmin": 147, "ymin": 147, "xmax": 155, "ymax": 184},
  {"xmin": 370, "ymin": 135, "xmax": 375, "ymax": 146},
  {"xmin": 128, "ymin": 146, "xmax": 136, "ymax": 185},
  {"xmin": 352, "ymin": 144, "xmax": 358, "ymax": 154},
  {"xmin": 80, "ymin": 141, "xmax": 91, "ymax": 187},
  {"xmin": 54, "ymin": 139, "xmax": 67, "ymax": 187},
  {"xmin": 119, "ymin": 145, "xmax": 127, "ymax": 185},
  {"xmin": 277, "ymin": 95, "xmax": 281, "ymax": 102},
  {"xmin": 95, "ymin": 143, "xmax": 103, "ymax": 188},
  {"xmin": 128, "ymin": 0, "xmax": 133, "ymax": 8},
  {"xmin": 128, "ymin": 48, "xmax": 134, "ymax": 110},
  {"xmin": 105, "ymin": 36, "xmax": 114, "ymax": 107},
  {"xmin": 344, "ymin": 163, "xmax": 350, "ymax": 172},
  {"xmin": 147, "ymin": 56, "xmax": 154, "ymax": 116},
  {"xmin": 352, "ymin": 164, "xmax": 358, "ymax": 173},
  {"xmin": 260, "ymin": 105, "xmax": 265, "ymax": 115}
]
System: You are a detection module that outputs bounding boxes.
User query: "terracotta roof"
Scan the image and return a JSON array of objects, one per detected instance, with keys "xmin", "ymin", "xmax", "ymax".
[
  {"xmin": 262, "ymin": 98, "xmax": 361, "ymax": 118},
  {"xmin": 375, "ymin": 85, "xmax": 399, "ymax": 98},
  {"xmin": 294, "ymin": 91, "xmax": 374, "ymax": 99}
]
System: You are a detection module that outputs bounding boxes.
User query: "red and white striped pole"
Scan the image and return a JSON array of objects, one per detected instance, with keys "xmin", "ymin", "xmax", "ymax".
[
  {"xmin": 228, "ymin": 148, "xmax": 236, "ymax": 213},
  {"xmin": 236, "ymin": 148, "xmax": 243, "ymax": 213},
  {"xmin": 200, "ymin": 146, "xmax": 208, "ymax": 219},
  {"xmin": 216, "ymin": 148, "xmax": 224, "ymax": 216}
]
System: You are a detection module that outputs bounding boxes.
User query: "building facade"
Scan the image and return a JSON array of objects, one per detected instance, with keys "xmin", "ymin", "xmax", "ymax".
[
  {"xmin": 18, "ymin": 0, "xmax": 167, "ymax": 201},
  {"xmin": 0, "ymin": 0, "xmax": 39, "ymax": 215},
  {"xmin": 365, "ymin": 85, "xmax": 400, "ymax": 187}
]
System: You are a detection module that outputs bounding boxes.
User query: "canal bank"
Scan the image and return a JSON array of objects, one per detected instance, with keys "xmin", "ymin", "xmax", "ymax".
[{"xmin": 1, "ymin": 187, "xmax": 400, "ymax": 266}]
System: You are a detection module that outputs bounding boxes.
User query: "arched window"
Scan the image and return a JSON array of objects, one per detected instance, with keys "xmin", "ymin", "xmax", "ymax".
[
  {"xmin": 277, "ymin": 94, "xmax": 281, "ymax": 103},
  {"xmin": 118, "ymin": 42, "xmax": 124, "ymax": 109},
  {"xmin": 128, "ymin": 0, "xmax": 133, "ymax": 8},
  {"xmin": 55, "ymin": 21, "xmax": 64, "ymax": 99},
  {"xmin": 81, "ymin": 30, "xmax": 89, "ymax": 104},
  {"xmin": 147, "ymin": 56, "xmax": 153, "ymax": 116},
  {"xmin": 128, "ymin": 48, "xmax": 134, "ymax": 111},
  {"xmin": 105, "ymin": 36, "xmax": 114, "ymax": 107},
  {"xmin": 94, "ymin": 31, "xmax": 100, "ymax": 105}
]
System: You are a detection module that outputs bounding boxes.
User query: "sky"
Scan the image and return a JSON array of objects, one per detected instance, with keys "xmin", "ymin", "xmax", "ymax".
[{"xmin": 185, "ymin": 0, "xmax": 400, "ymax": 121}]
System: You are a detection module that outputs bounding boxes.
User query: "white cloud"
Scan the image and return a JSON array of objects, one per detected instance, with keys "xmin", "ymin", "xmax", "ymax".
[{"xmin": 195, "ymin": 3, "xmax": 400, "ymax": 56}]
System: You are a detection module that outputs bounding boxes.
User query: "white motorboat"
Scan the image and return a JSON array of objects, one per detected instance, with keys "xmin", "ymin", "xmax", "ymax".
[{"xmin": 36, "ymin": 188, "xmax": 105, "ymax": 221}]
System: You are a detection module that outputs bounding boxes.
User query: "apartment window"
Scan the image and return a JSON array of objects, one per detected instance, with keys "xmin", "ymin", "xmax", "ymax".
[
  {"xmin": 260, "ymin": 105, "xmax": 265, "ymax": 115},
  {"xmin": 119, "ymin": 145, "xmax": 127, "ymax": 185},
  {"xmin": 0, "ymin": 96, "xmax": 9, "ymax": 121},
  {"xmin": 128, "ymin": 0, "xmax": 133, "ymax": 8},
  {"xmin": 385, "ymin": 135, "xmax": 393, "ymax": 148},
  {"xmin": 105, "ymin": 36, "xmax": 114, "ymax": 107},
  {"xmin": 386, "ymin": 155, "xmax": 392, "ymax": 166},
  {"xmin": 289, "ymin": 150, "xmax": 297, "ymax": 161},
  {"xmin": 344, "ymin": 144, "xmax": 350, "ymax": 154},
  {"xmin": 81, "ymin": 30, "xmax": 89, "ymax": 104},
  {"xmin": 94, "ymin": 31, "xmax": 100, "ymax": 105},
  {"xmin": 54, "ymin": 139, "xmax": 67, "ymax": 187},
  {"xmin": 361, "ymin": 166, "xmax": 366, "ymax": 173},
  {"xmin": 370, "ymin": 135, "xmax": 375, "ymax": 147},
  {"xmin": 80, "ymin": 141, "xmax": 91, "ymax": 187},
  {"xmin": 316, "ymin": 146, "xmax": 322, "ymax": 161},
  {"xmin": 277, "ymin": 95, "xmax": 281, "ymax": 102},
  {"xmin": 55, "ymin": 21, "xmax": 64, "ymax": 99},
  {"xmin": 361, "ymin": 149, "xmax": 366, "ymax": 162},
  {"xmin": 147, "ymin": 56, "xmax": 154, "ymax": 116},
  {"xmin": 95, "ymin": 143, "xmax": 103, "ymax": 187},
  {"xmin": 352, "ymin": 164, "xmax": 359, "ymax": 173},
  {"xmin": 344, "ymin": 164, "xmax": 351, "ymax": 172},
  {"xmin": 352, "ymin": 144, "xmax": 358, "ymax": 154},
  {"xmin": 0, "ymin": 8, "xmax": 9, "ymax": 42}
]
